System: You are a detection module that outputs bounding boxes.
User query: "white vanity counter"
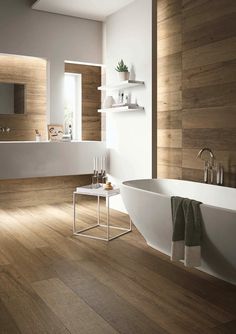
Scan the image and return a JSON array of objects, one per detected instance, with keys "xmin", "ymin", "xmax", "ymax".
[{"xmin": 0, "ymin": 141, "xmax": 106, "ymax": 179}]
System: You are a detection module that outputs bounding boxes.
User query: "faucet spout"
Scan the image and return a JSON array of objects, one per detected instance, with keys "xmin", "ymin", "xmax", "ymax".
[{"xmin": 197, "ymin": 147, "xmax": 215, "ymax": 160}]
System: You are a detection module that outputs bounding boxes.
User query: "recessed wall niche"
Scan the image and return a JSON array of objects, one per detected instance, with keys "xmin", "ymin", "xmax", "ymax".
[{"xmin": 0, "ymin": 54, "xmax": 47, "ymax": 141}]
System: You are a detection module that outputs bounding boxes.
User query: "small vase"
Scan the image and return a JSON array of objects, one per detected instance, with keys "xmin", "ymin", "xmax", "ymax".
[
  {"xmin": 118, "ymin": 71, "xmax": 129, "ymax": 81},
  {"xmin": 103, "ymin": 96, "xmax": 115, "ymax": 108}
]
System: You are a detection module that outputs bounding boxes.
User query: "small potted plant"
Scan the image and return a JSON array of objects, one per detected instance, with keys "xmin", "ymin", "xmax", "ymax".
[{"xmin": 115, "ymin": 59, "xmax": 129, "ymax": 81}]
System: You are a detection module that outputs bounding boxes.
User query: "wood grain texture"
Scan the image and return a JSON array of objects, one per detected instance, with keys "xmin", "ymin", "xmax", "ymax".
[
  {"xmin": 0, "ymin": 201, "xmax": 235, "ymax": 333},
  {"xmin": 182, "ymin": 107, "xmax": 236, "ymax": 129},
  {"xmin": 158, "ymin": 14, "xmax": 182, "ymax": 40},
  {"xmin": 157, "ymin": 0, "xmax": 236, "ymax": 186},
  {"xmin": 0, "ymin": 54, "xmax": 47, "ymax": 141},
  {"xmin": 157, "ymin": 0, "xmax": 182, "ymax": 23},
  {"xmin": 183, "ymin": 12, "xmax": 236, "ymax": 51},
  {"xmin": 182, "ymin": 37, "xmax": 236, "ymax": 70},
  {"xmin": 32, "ymin": 278, "xmax": 118, "ymax": 334},
  {"xmin": 0, "ymin": 265, "xmax": 69, "ymax": 334},
  {"xmin": 182, "ymin": 60, "xmax": 236, "ymax": 89},
  {"xmin": 182, "ymin": 82, "xmax": 236, "ymax": 109},
  {"xmin": 158, "ymin": 71, "xmax": 182, "ymax": 94},
  {"xmin": 158, "ymin": 53, "xmax": 182, "ymax": 76},
  {"xmin": 0, "ymin": 175, "xmax": 91, "ymax": 208},
  {"xmin": 158, "ymin": 33, "xmax": 182, "ymax": 58},
  {"xmin": 182, "ymin": 0, "xmax": 236, "ymax": 31},
  {"xmin": 183, "ymin": 129, "xmax": 236, "ymax": 151},
  {"xmin": 158, "ymin": 129, "xmax": 182, "ymax": 148},
  {"xmin": 157, "ymin": 110, "xmax": 182, "ymax": 129},
  {"xmin": 158, "ymin": 90, "xmax": 182, "ymax": 111},
  {"xmin": 158, "ymin": 147, "xmax": 182, "ymax": 167},
  {"xmin": 65, "ymin": 63, "xmax": 101, "ymax": 141}
]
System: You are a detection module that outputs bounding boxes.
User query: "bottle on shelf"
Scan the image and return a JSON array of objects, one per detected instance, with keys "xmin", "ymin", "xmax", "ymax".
[{"xmin": 68, "ymin": 124, "xmax": 73, "ymax": 140}]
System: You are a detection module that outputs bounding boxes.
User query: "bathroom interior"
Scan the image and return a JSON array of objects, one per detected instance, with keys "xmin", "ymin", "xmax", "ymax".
[{"xmin": 0, "ymin": 0, "xmax": 236, "ymax": 333}]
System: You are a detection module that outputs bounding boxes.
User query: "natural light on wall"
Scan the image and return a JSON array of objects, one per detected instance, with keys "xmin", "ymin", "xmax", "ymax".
[{"xmin": 64, "ymin": 73, "xmax": 82, "ymax": 141}]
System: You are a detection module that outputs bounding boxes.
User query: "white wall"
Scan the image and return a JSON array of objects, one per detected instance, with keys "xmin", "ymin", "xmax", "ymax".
[
  {"xmin": 104, "ymin": 0, "xmax": 153, "ymax": 211},
  {"xmin": 0, "ymin": 0, "xmax": 102, "ymax": 124},
  {"xmin": 0, "ymin": 141, "xmax": 106, "ymax": 179}
]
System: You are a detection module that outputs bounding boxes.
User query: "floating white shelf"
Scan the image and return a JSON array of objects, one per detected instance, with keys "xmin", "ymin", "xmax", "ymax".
[
  {"xmin": 98, "ymin": 80, "xmax": 144, "ymax": 91},
  {"xmin": 98, "ymin": 106, "xmax": 144, "ymax": 113}
]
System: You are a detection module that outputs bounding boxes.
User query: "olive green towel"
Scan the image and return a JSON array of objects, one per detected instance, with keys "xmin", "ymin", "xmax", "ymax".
[{"xmin": 171, "ymin": 196, "xmax": 202, "ymax": 267}]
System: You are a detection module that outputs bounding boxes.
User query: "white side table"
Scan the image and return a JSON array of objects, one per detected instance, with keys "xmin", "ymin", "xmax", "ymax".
[{"xmin": 73, "ymin": 185, "xmax": 132, "ymax": 241}]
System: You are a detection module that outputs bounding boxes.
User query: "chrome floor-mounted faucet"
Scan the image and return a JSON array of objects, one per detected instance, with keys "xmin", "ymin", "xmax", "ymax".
[{"xmin": 196, "ymin": 147, "xmax": 223, "ymax": 185}]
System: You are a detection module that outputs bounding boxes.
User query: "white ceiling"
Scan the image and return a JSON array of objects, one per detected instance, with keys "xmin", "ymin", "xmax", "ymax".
[{"xmin": 32, "ymin": 0, "xmax": 135, "ymax": 21}]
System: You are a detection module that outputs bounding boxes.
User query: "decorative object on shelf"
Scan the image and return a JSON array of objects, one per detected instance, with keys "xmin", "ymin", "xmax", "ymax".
[
  {"xmin": 118, "ymin": 91, "xmax": 124, "ymax": 104},
  {"xmin": 103, "ymin": 181, "xmax": 113, "ymax": 191},
  {"xmin": 101, "ymin": 156, "xmax": 107, "ymax": 184},
  {"xmin": 125, "ymin": 94, "xmax": 129, "ymax": 104},
  {"xmin": 98, "ymin": 79, "xmax": 145, "ymax": 113},
  {"xmin": 103, "ymin": 96, "xmax": 115, "ymax": 108},
  {"xmin": 61, "ymin": 134, "xmax": 71, "ymax": 142},
  {"xmin": 47, "ymin": 124, "xmax": 64, "ymax": 142},
  {"xmin": 115, "ymin": 59, "xmax": 129, "ymax": 81},
  {"xmin": 68, "ymin": 124, "xmax": 73, "ymax": 140},
  {"xmin": 92, "ymin": 156, "xmax": 107, "ymax": 188},
  {"xmin": 92, "ymin": 157, "xmax": 99, "ymax": 189},
  {"xmin": 35, "ymin": 129, "xmax": 41, "ymax": 142}
]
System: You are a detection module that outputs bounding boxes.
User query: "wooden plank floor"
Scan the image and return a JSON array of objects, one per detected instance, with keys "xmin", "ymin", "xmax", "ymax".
[{"xmin": 0, "ymin": 198, "xmax": 235, "ymax": 334}]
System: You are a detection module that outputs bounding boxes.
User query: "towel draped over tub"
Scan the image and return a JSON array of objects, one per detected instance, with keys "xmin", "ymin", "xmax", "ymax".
[{"xmin": 171, "ymin": 196, "xmax": 202, "ymax": 267}]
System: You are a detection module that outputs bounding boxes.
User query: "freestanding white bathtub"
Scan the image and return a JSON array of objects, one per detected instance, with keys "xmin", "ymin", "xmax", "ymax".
[{"xmin": 121, "ymin": 179, "xmax": 236, "ymax": 285}]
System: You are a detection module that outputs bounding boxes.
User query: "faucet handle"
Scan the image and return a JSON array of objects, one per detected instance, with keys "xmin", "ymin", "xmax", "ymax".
[
  {"xmin": 203, "ymin": 161, "xmax": 209, "ymax": 183},
  {"xmin": 215, "ymin": 162, "xmax": 224, "ymax": 186},
  {"xmin": 220, "ymin": 164, "xmax": 224, "ymax": 185}
]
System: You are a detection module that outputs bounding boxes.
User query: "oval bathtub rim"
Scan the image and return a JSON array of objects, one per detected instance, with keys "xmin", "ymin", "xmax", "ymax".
[{"xmin": 121, "ymin": 178, "xmax": 236, "ymax": 213}]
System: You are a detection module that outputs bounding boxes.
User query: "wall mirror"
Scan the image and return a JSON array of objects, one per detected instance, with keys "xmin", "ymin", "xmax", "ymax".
[{"xmin": 0, "ymin": 82, "xmax": 25, "ymax": 115}]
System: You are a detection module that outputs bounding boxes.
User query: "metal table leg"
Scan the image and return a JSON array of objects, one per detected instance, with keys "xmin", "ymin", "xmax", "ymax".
[
  {"xmin": 97, "ymin": 195, "xmax": 100, "ymax": 225},
  {"xmin": 107, "ymin": 196, "xmax": 110, "ymax": 241},
  {"xmin": 73, "ymin": 192, "xmax": 76, "ymax": 234}
]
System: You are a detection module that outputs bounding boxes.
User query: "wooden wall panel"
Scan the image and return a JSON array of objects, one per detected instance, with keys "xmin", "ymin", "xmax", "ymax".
[
  {"xmin": 65, "ymin": 63, "xmax": 101, "ymax": 141},
  {"xmin": 182, "ymin": 0, "xmax": 236, "ymax": 31},
  {"xmin": 0, "ymin": 175, "xmax": 91, "ymax": 208},
  {"xmin": 182, "ymin": 13, "xmax": 236, "ymax": 51},
  {"xmin": 157, "ymin": 0, "xmax": 182, "ymax": 23},
  {"xmin": 0, "ymin": 54, "xmax": 47, "ymax": 141},
  {"xmin": 182, "ymin": 107, "xmax": 236, "ymax": 129},
  {"xmin": 182, "ymin": 37, "xmax": 236, "ymax": 70},
  {"xmin": 182, "ymin": 82, "xmax": 236, "ymax": 109},
  {"xmin": 157, "ymin": 110, "xmax": 182, "ymax": 129},
  {"xmin": 157, "ymin": 0, "xmax": 182, "ymax": 179},
  {"xmin": 157, "ymin": 0, "xmax": 236, "ymax": 187},
  {"xmin": 182, "ymin": 60, "xmax": 236, "ymax": 89}
]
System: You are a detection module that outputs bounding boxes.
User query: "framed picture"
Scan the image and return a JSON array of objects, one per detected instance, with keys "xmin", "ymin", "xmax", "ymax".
[{"xmin": 47, "ymin": 124, "xmax": 64, "ymax": 141}]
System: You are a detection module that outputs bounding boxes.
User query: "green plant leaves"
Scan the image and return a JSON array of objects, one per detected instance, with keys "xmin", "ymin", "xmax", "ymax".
[{"xmin": 115, "ymin": 59, "xmax": 128, "ymax": 72}]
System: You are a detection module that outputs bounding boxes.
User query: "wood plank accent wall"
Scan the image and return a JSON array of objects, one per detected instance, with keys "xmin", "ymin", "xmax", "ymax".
[
  {"xmin": 65, "ymin": 63, "xmax": 101, "ymax": 141},
  {"xmin": 0, "ymin": 54, "xmax": 47, "ymax": 141},
  {"xmin": 157, "ymin": 0, "xmax": 236, "ymax": 187},
  {"xmin": 0, "ymin": 175, "xmax": 91, "ymax": 208}
]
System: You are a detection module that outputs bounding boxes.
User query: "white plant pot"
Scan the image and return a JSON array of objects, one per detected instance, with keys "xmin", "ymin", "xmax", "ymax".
[{"xmin": 118, "ymin": 71, "xmax": 129, "ymax": 81}]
